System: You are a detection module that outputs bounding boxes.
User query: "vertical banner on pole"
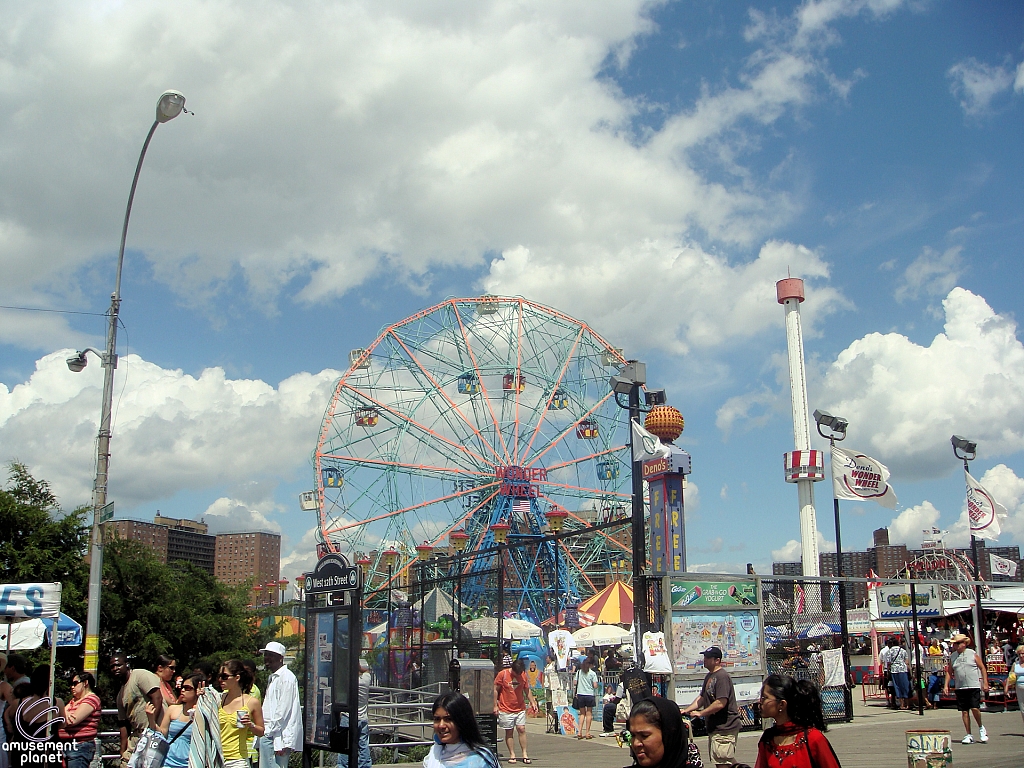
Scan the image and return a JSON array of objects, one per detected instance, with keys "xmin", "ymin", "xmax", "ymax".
[
  {"xmin": 649, "ymin": 479, "xmax": 668, "ymax": 576},
  {"xmin": 665, "ymin": 475, "xmax": 686, "ymax": 574}
]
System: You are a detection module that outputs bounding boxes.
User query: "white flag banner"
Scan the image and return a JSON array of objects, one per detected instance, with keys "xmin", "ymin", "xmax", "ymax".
[
  {"xmin": 990, "ymin": 552, "xmax": 1018, "ymax": 577},
  {"xmin": 831, "ymin": 446, "xmax": 898, "ymax": 509},
  {"xmin": 632, "ymin": 420, "xmax": 671, "ymax": 463},
  {"xmin": 966, "ymin": 471, "xmax": 1006, "ymax": 541}
]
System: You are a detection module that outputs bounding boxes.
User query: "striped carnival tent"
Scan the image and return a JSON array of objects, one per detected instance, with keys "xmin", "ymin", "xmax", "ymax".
[{"xmin": 577, "ymin": 580, "xmax": 633, "ymax": 625}]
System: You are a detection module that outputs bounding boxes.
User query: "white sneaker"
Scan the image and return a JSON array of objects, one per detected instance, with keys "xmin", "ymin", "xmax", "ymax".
[
  {"xmin": 961, "ymin": 734, "xmax": 974, "ymax": 744},
  {"xmin": 979, "ymin": 726, "xmax": 988, "ymax": 743},
  {"xmin": 599, "ymin": 731, "xmax": 614, "ymax": 737}
]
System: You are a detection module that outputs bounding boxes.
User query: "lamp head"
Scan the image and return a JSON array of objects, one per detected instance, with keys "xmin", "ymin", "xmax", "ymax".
[
  {"xmin": 449, "ymin": 529, "xmax": 470, "ymax": 552},
  {"xmin": 490, "ymin": 521, "xmax": 511, "ymax": 544},
  {"xmin": 156, "ymin": 90, "xmax": 186, "ymax": 123},
  {"xmin": 66, "ymin": 352, "xmax": 88, "ymax": 373},
  {"xmin": 415, "ymin": 542, "xmax": 434, "ymax": 561},
  {"xmin": 544, "ymin": 509, "xmax": 568, "ymax": 533},
  {"xmin": 951, "ymin": 435, "xmax": 977, "ymax": 460},
  {"xmin": 644, "ymin": 389, "xmax": 667, "ymax": 406},
  {"xmin": 382, "ymin": 548, "xmax": 399, "ymax": 569},
  {"xmin": 813, "ymin": 409, "xmax": 848, "ymax": 439}
]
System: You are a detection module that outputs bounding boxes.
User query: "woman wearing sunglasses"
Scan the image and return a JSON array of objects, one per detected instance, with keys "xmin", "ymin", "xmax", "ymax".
[
  {"xmin": 218, "ymin": 660, "xmax": 265, "ymax": 768},
  {"xmin": 147, "ymin": 673, "xmax": 204, "ymax": 768},
  {"xmin": 58, "ymin": 673, "xmax": 102, "ymax": 768},
  {"xmin": 154, "ymin": 655, "xmax": 180, "ymax": 706}
]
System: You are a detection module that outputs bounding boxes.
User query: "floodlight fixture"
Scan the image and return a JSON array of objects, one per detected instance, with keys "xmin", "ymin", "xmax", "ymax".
[
  {"xmin": 156, "ymin": 90, "xmax": 186, "ymax": 123},
  {"xmin": 644, "ymin": 389, "xmax": 667, "ymax": 406},
  {"xmin": 813, "ymin": 409, "xmax": 848, "ymax": 441},
  {"xmin": 951, "ymin": 435, "xmax": 977, "ymax": 461}
]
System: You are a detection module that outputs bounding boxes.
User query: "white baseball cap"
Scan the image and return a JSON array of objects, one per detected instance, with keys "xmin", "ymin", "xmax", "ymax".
[{"xmin": 260, "ymin": 641, "xmax": 287, "ymax": 657}]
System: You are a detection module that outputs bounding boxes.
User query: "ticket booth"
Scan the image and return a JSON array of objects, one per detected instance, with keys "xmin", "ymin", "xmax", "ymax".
[{"xmin": 303, "ymin": 554, "xmax": 363, "ymax": 768}]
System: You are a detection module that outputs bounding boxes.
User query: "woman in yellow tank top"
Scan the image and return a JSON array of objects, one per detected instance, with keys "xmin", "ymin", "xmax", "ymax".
[{"xmin": 218, "ymin": 660, "xmax": 265, "ymax": 768}]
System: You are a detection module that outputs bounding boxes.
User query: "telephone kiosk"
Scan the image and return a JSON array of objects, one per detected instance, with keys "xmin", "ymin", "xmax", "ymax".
[{"xmin": 303, "ymin": 553, "xmax": 363, "ymax": 768}]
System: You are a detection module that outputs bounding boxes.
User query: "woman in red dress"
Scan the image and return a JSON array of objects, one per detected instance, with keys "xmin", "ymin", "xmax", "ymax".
[{"xmin": 755, "ymin": 675, "xmax": 841, "ymax": 768}]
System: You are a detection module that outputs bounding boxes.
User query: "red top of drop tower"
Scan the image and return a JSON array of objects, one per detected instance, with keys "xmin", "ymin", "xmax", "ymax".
[{"xmin": 776, "ymin": 278, "xmax": 804, "ymax": 303}]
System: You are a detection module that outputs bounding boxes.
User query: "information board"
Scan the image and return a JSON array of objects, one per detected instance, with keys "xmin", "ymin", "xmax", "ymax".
[{"xmin": 668, "ymin": 577, "xmax": 765, "ymax": 681}]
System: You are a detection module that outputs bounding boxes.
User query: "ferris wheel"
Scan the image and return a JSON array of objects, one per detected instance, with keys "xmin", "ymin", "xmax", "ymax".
[{"xmin": 313, "ymin": 296, "xmax": 634, "ymax": 623}]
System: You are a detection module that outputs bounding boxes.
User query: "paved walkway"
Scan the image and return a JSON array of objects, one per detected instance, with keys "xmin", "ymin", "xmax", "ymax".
[{"xmin": 499, "ymin": 699, "xmax": 1024, "ymax": 768}]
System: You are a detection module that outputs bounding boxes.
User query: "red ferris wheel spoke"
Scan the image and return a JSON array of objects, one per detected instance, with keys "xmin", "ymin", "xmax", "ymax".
[
  {"xmin": 340, "ymin": 381, "xmax": 493, "ymax": 469},
  {"xmin": 324, "ymin": 480, "xmax": 500, "ymax": 535},
  {"xmin": 387, "ymin": 329, "xmax": 506, "ymax": 466},
  {"xmin": 543, "ymin": 444, "xmax": 626, "ymax": 472},
  {"xmin": 536, "ymin": 480, "xmax": 631, "ymax": 499},
  {"xmin": 524, "ymin": 390, "xmax": 615, "ymax": 468},
  {"xmin": 519, "ymin": 326, "xmax": 584, "ymax": 462},
  {"xmin": 540, "ymin": 496, "xmax": 632, "ymax": 557},
  {"xmin": 319, "ymin": 452, "xmax": 494, "ymax": 479},
  {"xmin": 452, "ymin": 302, "xmax": 513, "ymax": 465}
]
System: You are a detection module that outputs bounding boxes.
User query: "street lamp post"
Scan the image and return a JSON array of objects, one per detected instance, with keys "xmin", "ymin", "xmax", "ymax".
[
  {"xmin": 544, "ymin": 510, "xmax": 567, "ymax": 625},
  {"xmin": 68, "ymin": 90, "xmax": 187, "ymax": 676},
  {"xmin": 449, "ymin": 530, "xmax": 470, "ymax": 659},
  {"xmin": 952, "ymin": 436, "xmax": 985, "ymax": 654},
  {"xmin": 382, "ymin": 548, "xmax": 399, "ymax": 688},
  {"xmin": 813, "ymin": 409, "xmax": 853, "ymax": 723},
  {"xmin": 491, "ymin": 522, "xmax": 511, "ymax": 651},
  {"xmin": 416, "ymin": 542, "xmax": 433, "ymax": 687},
  {"xmin": 610, "ymin": 361, "xmax": 657, "ymax": 640}
]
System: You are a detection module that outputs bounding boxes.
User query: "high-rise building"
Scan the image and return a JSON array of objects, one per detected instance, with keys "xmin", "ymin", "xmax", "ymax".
[
  {"xmin": 215, "ymin": 531, "xmax": 281, "ymax": 593},
  {"xmin": 106, "ymin": 519, "xmax": 169, "ymax": 562}
]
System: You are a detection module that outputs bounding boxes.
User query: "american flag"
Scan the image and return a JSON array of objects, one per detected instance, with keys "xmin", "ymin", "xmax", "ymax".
[{"xmin": 513, "ymin": 498, "xmax": 531, "ymax": 516}]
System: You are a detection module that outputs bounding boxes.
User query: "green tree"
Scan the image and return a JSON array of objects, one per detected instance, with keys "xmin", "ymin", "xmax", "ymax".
[
  {"xmin": 0, "ymin": 461, "xmax": 90, "ymax": 620},
  {"xmin": 100, "ymin": 537, "xmax": 271, "ymax": 667}
]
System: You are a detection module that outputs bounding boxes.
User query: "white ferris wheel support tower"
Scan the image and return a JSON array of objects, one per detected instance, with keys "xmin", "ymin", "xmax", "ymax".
[{"xmin": 778, "ymin": 278, "xmax": 823, "ymax": 578}]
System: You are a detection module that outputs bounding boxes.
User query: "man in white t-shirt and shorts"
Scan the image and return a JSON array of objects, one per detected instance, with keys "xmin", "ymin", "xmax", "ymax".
[{"xmin": 944, "ymin": 633, "xmax": 989, "ymax": 744}]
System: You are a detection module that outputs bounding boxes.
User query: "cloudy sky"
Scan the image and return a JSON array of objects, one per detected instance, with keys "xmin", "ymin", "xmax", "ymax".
[{"xmin": 2, "ymin": 0, "xmax": 1024, "ymax": 587}]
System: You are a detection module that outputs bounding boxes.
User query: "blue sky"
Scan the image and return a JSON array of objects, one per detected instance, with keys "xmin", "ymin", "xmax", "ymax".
[{"xmin": 2, "ymin": 0, "xmax": 1024, "ymax": 586}]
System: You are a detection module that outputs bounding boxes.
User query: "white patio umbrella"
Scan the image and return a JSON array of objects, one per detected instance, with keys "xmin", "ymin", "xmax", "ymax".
[
  {"xmin": 571, "ymin": 624, "xmax": 632, "ymax": 648},
  {"xmin": 462, "ymin": 617, "xmax": 542, "ymax": 639}
]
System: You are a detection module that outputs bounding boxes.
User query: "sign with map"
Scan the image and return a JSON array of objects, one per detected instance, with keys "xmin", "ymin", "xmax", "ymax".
[{"xmin": 670, "ymin": 609, "xmax": 763, "ymax": 677}]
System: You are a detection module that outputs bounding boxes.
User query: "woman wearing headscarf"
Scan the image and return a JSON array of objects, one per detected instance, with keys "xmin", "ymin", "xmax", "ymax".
[
  {"xmin": 755, "ymin": 675, "xmax": 841, "ymax": 768},
  {"xmin": 626, "ymin": 696, "xmax": 701, "ymax": 768}
]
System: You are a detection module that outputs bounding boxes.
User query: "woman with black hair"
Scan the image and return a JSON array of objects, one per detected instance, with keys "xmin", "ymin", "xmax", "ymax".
[
  {"xmin": 423, "ymin": 692, "xmax": 498, "ymax": 768},
  {"xmin": 153, "ymin": 655, "xmax": 179, "ymax": 706},
  {"xmin": 755, "ymin": 675, "xmax": 841, "ymax": 768},
  {"xmin": 626, "ymin": 697, "xmax": 702, "ymax": 768}
]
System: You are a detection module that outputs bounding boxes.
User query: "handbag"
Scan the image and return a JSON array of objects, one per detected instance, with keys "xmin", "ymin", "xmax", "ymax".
[
  {"xmin": 127, "ymin": 719, "xmax": 193, "ymax": 768},
  {"xmin": 127, "ymin": 729, "xmax": 170, "ymax": 768}
]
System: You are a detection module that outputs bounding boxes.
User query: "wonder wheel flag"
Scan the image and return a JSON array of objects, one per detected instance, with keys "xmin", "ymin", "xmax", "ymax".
[
  {"xmin": 631, "ymin": 419, "xmax": 671, "ymax": 463},
  {"xmin": 990, "ymin": 552, "xmax": 1018, "ymax": 578},
  {"xmin": 965, "ymin": 470, "xmax": 1006, "ymax": 541},
  {"xmin": 831, "ymin": 446, "xmax": 897, "ymax": 509}
]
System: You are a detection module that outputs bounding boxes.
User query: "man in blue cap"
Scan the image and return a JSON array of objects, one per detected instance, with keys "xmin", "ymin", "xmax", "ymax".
[{"xmin": 681, "ymin": 646, "xmax": 740, "ymax": 766}]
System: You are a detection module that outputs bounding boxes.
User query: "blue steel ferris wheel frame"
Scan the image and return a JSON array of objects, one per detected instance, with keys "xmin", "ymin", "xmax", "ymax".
[{"xmin": 313, "ymin": 297, "xmax": 633, "ymax": 624}]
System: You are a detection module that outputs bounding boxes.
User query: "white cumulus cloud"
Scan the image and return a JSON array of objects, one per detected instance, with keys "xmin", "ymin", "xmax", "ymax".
[
  {"xmin": 948, "ymin": 57, "xmax": 1017, "ymax": 115},
  {"xmin": 0, "ymin": 350, "xmax": 341, "ymax": 510},
  {"xmin": 817, "ymin": 288, "xmax": 1024, "ymax": 479},
  {"xmin": 771, "ymin": 530, "xmax": 835, "ymax": 563},
  {"xmin": 885, "ymin": 501, "xmax": 942, "ymax": 548}
]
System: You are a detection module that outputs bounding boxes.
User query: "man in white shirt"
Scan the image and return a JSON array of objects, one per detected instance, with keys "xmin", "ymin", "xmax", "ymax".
[{"xmin": 260, "ymin": 642, "xmax": 303, "ymax": 768}]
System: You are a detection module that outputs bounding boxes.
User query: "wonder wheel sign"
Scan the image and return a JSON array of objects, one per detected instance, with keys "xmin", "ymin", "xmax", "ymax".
[{"xmin": 906, "ymin": 551, "xmax": 987, "ymax": 601}]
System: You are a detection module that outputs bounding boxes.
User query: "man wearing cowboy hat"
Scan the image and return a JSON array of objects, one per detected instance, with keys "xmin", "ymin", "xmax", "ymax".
[{"xmin": 943, "ymin": 634, "xmax": 989, "ymax": 744}]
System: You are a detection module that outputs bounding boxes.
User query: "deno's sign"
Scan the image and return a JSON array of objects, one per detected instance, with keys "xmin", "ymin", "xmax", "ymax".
[{"xmin": 0, "ymin": 583, "xmax": 61, "ymax": 618}]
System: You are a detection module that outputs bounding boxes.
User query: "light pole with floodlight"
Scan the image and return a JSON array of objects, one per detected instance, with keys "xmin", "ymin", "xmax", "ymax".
[
  {"xmin": 68, "ymin": 91, "xmax": 187, "ymax": 675},
  {"xmin": 813, "ymin": 408, "xmax": 853, "ymax": 723},
  {"xmin": 382, "ymin": 548, "xmax": 399, "ymax": 687},
  {"xmin": 952, "ymin": 435, "xmax": 985, "ymax": 653},
  {"xmin": 449, "ymin": 529, "xmax": 469, "ymax": 658},
  {"xmin": 544, "ymin": 509, "xmax": 567, "ymax": 625},
  {"xmin": 491, "ymin": 521, "xmax": 510, "ymax": 649}
]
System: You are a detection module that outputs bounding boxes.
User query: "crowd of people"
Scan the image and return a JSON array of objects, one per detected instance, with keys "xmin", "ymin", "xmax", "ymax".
[{"xmin": 0, "ymin": 641, "xmax": 302, "ymax": 768}]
